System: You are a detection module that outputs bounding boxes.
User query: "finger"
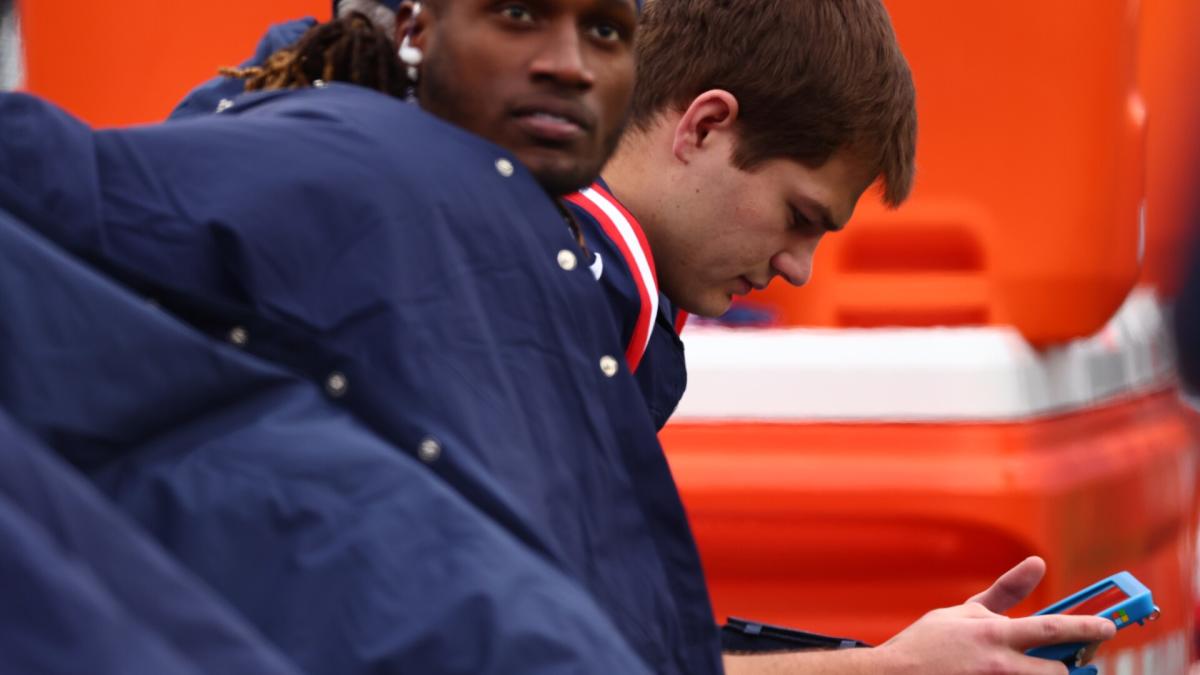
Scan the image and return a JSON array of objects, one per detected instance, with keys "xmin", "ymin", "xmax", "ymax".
[
  {"xmin": 966, "ymin": 556, "xmax": 1046, "ymax": 613},
  {"xmin": 1005, "ymin": 615, "xmax": 1117, "ymax": 651},
  {"xmin": 956, "ymin": 601, "xmax": 1000, "ymax": 619},
  {"xmin": 967, "ymin": 651, "xmax": 1068, "ymax": 675}
]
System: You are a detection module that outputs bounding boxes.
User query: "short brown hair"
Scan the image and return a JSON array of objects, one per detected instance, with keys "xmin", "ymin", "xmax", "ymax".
[{"xmin": 631, "ymin": 0, "xmax": 917, "ymax": 206}]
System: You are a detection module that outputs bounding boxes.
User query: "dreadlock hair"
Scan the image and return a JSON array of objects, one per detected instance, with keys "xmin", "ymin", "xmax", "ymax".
[{"xmin": 221, "ymin": 12, "xmax": 409, "ymax": 98}]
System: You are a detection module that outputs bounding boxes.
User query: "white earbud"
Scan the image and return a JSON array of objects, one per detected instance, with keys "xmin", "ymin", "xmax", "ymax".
[
  {"xmin": 398, "ymin": 3, "xmax": 424, "ymax": 82},
  {"xmin": 399, "ymin": 38, "xmax": 423, "ymax": 67}
]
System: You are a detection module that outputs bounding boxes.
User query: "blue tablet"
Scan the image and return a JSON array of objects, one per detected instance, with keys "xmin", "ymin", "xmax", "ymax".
[{"xmin": 1026, "ymin": 571, "xmax": 1159, "ymax": 674}]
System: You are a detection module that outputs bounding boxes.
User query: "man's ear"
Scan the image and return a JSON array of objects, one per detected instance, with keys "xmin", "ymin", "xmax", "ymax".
[
  {"xmin": 394, "ymin": 1, "xmax": 430, "ymax": 50},
  {"xmin": 671, "ymin": 90, "xmax": 740, "ymax": 164}
]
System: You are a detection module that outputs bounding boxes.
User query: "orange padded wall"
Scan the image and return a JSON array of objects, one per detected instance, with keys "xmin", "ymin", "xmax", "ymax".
[{"xmin": 19, "ymin": 0, "xmax": 329, "ymax": 127}]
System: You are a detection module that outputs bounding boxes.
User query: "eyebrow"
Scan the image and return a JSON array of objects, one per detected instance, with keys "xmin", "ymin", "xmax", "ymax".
[{"xmin": 800, "ymin": 199, "xmax": 844, "ymax": 233}]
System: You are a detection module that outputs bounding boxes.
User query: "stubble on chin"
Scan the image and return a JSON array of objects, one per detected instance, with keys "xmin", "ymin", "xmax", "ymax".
[
  {"xmin": 532, "ymin": 109, "xmax": 630, "ymax": 197},
  {"xmin": 421, "ymin": 52, "xmax": 633, "ymax": 199}
]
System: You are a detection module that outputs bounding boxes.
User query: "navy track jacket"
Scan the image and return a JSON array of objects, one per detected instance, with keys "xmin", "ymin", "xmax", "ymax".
[{"xmin": 0, "ymin": 86, "xmax": 722, "ymax": 674}]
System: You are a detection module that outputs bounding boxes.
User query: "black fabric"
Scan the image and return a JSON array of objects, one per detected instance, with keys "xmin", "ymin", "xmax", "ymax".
[
  {"xmin": 721, "ymin": 617, "xmax": 869, "ymax": 654},
  {"xmin": 1176, "ymin": 230, "xmax": 1200, "ymax": 393}
]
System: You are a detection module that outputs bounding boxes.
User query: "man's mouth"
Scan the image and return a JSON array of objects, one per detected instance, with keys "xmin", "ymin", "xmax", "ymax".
[
  {"xmin": 511, "ymin": 101, "xmax": 592, "ymax": 144},
  {"xmin": 737, "ymin": 275, "xmax": 768, "ymax": 294},
  {"xmin": 515, "ymin": 112, "xmax": 583, "ymax": 142}
]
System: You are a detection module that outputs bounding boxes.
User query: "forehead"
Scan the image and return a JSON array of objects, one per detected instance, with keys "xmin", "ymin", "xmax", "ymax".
[
  {"xmin": 440, "ymin": 0, "xmax": 638, "ymax": 15},
  {"xmin": 534, "ymin": 0, "xmax": 639, "ymax": 12}
]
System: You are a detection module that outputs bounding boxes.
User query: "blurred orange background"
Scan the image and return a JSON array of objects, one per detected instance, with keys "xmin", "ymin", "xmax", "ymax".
[
  {"xmin": 18, "ymin": 0, "xmax": 329, "ymax": 127},
  {"xmin": 13, "ymin": 1, "xmax": 1200, "ymax": 668}
]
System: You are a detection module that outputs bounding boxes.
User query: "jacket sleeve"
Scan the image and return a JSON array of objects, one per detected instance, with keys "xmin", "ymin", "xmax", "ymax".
[
  {"xmin": 0, "ymin": 409, "xmax": 303, "ymax": 675},
  {"xmin": 0, "ymin": 170, "xmax": 655, "ymax": 675},
  {"xmin": 0, "ymin": 93, "xmax": 106, "ymax": 254},
  {"xmin": 0, "ymin": 91, "xmax": 298, "ymax": 304}
]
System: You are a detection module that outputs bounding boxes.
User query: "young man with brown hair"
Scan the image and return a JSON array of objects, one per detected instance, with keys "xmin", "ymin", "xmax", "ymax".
[
  {"xmin": 566, "ymin": 1, "xmax": 1118, "ymax": 673},
  {"xmin": 569, "ymin": 0, "xmax": 915, "ymax": 427}
]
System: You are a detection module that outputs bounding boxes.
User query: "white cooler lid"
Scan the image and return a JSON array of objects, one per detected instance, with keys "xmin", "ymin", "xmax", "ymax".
[{"xmin": 673, "ymin": 288, "xmax": 1177, "ymax": 422}]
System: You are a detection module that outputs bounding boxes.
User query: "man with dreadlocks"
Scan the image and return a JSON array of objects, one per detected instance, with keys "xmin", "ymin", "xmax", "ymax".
[{"xmin": 0, "ymin": 1, "xmax": 727, "ymax": 674}]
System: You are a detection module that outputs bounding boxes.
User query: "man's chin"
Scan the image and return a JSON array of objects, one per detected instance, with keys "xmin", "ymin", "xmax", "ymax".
[
  {"xmin": 534, "ymin": 172, "xmax": 593, "ymax": 197},
  {"xmin": 682, "ymin": 295, "xmax": 732, "ymax": 320},
  {"xmin": 515, "ymin": 148, "xmax": 604, "ymax": 197}
]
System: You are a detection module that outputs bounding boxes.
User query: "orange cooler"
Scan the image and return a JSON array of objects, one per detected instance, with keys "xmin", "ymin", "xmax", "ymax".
[
  {"xmin": 663, "ymin": 294, "xmax": 1196, "ymax": 671},
  {"xmin": 666, "ymin": 397, "xmax": 1195, "ymax": 670},
  {"xmin": 754, "ymin": 0, "xmax": 1145, "ymax": 346}
]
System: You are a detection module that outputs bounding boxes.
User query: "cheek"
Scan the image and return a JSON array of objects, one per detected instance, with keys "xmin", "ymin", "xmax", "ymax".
[
  {"xmin": 421, "ymin": 51, "xmax": 472, "ymax": 110},
  {"xmin": 429, "ymin": 44, "xmax": 508, "ymax": 109},
  {"xmin": 672, "ymin": 210, "xmax": 737, "ymax": 275},
  {"xmin": 595, "ymin": 63, "xmax": 635, "ymax": 130},
  {"xmin": 722, "ymin": 216, "xmax": 784, "ymax": 267},
  {"xmin": 684, "ymin": 237, "xmax": 746, "ymax": 286}
]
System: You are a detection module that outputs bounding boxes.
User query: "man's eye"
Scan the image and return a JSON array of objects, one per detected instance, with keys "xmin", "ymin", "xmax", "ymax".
[
  {"xmin": 499, "ymin": 4, "xmax": 534, "ymax": 22},
  {"xmin": 588, "ymin": 22, "xmax": 623, "ymax": 42},
  {"xmin": 792, "ymin": 209, "xmax": 820, "ymax": 234}
]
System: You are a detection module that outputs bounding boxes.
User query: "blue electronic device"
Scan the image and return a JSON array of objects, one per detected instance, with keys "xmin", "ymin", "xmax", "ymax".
[{"xmin": 1026, "ymin": 571, "xmax": 1159, "ymax": 675}]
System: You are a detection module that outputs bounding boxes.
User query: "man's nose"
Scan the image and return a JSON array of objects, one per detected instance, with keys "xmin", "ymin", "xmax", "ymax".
[
  {"xmin": 770, "ymin": 244, "xmax": 815, "ymax": 287},
  {"xmin": 529, "ymin": 22, "xmax": 595, "ymax": 90}
]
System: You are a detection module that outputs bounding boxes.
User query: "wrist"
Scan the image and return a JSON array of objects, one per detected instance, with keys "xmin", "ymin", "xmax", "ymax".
[{"xmin": 856, "ymin": 644, "xmax": 915, "ymax": 675}]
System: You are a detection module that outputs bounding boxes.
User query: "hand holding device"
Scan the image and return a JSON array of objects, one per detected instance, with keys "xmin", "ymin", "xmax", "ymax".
[{"xmin": 1026, "ymin": 571, "xmax": 1159, "ymax": 675}]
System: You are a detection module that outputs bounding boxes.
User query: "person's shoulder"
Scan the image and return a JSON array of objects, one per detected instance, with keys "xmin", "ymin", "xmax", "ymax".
[
  {"xmin": 258, "ymin": 17, "xmax": 319, "ymax": 59},
  {"xmin": 229, "ymin": 82, "xmax": 407, "ymax": 120},
  {"xmin": 199, "ymin": 85, "xmax": 554, "ymax": 221},
  {"xmin": 0, "ymin": 91, "xmax": 84, "ymax": 126},
  {"xmin": 217, "ymin": 85, "xmax": 433, "ymax": 158},
  {"xmin": 168, "ymin": 18, "xmax": 318, "ymax": 121},
  {"xmin": 564, "ymin": 187, "xmax": 628, "ymax": 266},
  {"xmin": 232, "ymin": 85, "xmax": 508, "ymax": 165}
]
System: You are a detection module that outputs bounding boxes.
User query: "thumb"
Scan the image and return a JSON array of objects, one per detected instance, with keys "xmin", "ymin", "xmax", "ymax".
[{"xmin": 966, "ymin": 556, "xmax": 1046, "ymax": 614}]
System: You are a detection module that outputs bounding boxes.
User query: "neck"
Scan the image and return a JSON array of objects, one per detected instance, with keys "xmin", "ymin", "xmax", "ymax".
[{"xmin": 599, "ymin": 130, "xmax": 668, "ymax": 256}]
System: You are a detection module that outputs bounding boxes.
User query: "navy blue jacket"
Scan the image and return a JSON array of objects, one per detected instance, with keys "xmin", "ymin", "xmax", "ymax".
[
  {"xmin": 0, "ymin": 195, "xmax": 657, "ymax": 674},
  {"xmin": 0, "ymin": 87, "xmax": 721, "ymax": 674},
  {"xmin": 566, "ymin": 181, "xmax": 689, "ymax": 429},
  {"xmin": 0, "ymin": 408, "xmax": 304, "ymax": 675}
]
